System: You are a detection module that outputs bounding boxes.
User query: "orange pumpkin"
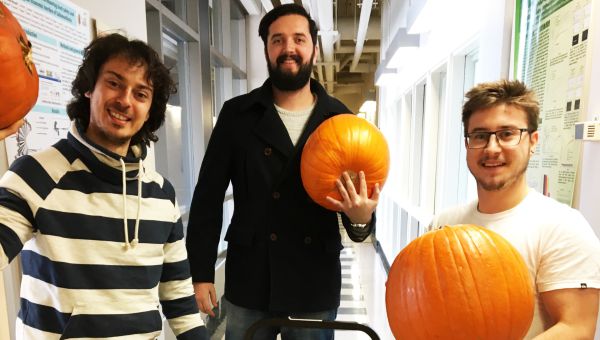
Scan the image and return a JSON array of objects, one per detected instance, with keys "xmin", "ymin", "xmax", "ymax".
[
  {"xmin": 385, "ymin": 224, "xmax": 534, "ymax": 340},
  {"xmin": 301, "ymin": 114, "xmax": 389, "ymax": 211},
  {"xmin": 0, "ymin": 2, "xmax": 39, "ymax": 129}
]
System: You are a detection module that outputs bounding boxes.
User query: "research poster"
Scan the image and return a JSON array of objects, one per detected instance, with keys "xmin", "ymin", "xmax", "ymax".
[
  {"xmin": 3, "ymin": 0, "xmax": 91, "ymax": 162},
  {"xmin": 514, "ymin": 0, "xmax": 592, "ymax": 205}
]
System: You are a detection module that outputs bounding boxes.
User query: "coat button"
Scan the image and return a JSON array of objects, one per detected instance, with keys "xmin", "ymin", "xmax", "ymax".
[
  {"xmin": 264, "ymin": 147, "xmax": 272, "ymax": 156},
  {"xmin": 272, "ymin": 191, "xmax": 280, "ymax": 199},
  {"xmin": 304, "ymin": 236, "xmax": 312, "ymax": 244},
  {"xmin": 270, "ymin": 233, "xmax": 278, "ymax": 241}
]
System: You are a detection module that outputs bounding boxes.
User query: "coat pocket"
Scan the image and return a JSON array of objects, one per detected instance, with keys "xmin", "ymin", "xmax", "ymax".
[{"xmin": 224, "ymin": 223, "xmax": 255, "ymax": 247}]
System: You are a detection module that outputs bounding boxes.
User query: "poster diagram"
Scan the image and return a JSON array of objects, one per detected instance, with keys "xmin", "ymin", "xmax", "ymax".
[
  {"xmin": 3, "ymin": 0, "xmax": 91, "ymax": 162},
  {"xmin": 515, "ymin": 0, "xmax": 592, "ymax": 205}
]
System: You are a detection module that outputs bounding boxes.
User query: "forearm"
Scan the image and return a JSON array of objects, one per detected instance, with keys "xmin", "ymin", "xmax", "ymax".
[
  {"xmin": 533, "ymin": 322, "xmax": 596, "ymax": 340},
  {"xmin": 159, "ymin": 283, "xmax": 207, "ymax": 338}
]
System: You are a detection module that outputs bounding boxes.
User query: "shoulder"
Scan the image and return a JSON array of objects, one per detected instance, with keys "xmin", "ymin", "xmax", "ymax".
[
  {"xmin": 10, "ymin": 141, "xmax": 72, "ymax": 177},
  {"xmin": 312, "ymin": 80, "xmax": 351, "ymax": 113},
  {"xmin": 526, "ymin": 191, "xmax": 588, "ymax": 228},
  {"xmin": 429, "ymin": 201, "xmax": 478, "ymax": 230},
  {"xmin": 144, "ymin": 168, "xmax": 176, "ymax": 200},
  {"xmin": 222, "ymin": 86, "xmax": 265, "ymax": 115},
  {"xmin": 326, "ymin": 96, "xmax": 350, "ymax": 113}
]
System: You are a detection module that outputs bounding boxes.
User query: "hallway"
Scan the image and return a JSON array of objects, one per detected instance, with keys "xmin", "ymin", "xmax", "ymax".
[{"xmin": 335, "ymin": 233, "xmax": 394, "ymax": 339}]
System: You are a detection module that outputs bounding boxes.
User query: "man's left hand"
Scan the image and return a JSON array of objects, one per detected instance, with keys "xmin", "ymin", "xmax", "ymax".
[{"xmin": 325, "ymin": 170, "xmax": 380, "ymax": 224}]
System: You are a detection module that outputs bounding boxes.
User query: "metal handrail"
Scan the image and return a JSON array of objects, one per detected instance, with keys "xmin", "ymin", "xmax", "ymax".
[{"xmin": 244, "ymin": 317, "xmax": 380, "ymax": 340}]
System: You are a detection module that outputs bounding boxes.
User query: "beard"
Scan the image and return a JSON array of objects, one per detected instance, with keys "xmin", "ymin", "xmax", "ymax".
[
  {"xmin": 472, "ymin": 155, "xmax": 530, "ymax": 191},
  {"xmin": 267, "ymin": 50, "xmax": 314, "ymax": 91}
]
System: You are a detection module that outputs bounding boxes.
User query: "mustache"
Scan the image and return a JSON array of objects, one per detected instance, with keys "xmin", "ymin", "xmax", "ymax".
[
  {"xmin": 276, "ymin": 53, "xmax": 302, "ymax": 65},
  {"xmin": 109, "ymin": 103, "xmax": 129, "ymax": 113}
]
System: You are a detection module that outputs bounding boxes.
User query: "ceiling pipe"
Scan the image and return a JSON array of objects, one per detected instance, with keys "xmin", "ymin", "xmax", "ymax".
[
  {"xmin": 350, "ymin": 0, "xmax": 373, "ymax": 72},
  {"xmin": 260, "ymin": 0, "xmax": 273, "ymax": 12},
  {"xmin": 239, "ymin": 0, "xmax": 261, "ymax": 15},
  {"xmin": 312, "ymin": 0, "xmax": 337, "ymax": 93}
]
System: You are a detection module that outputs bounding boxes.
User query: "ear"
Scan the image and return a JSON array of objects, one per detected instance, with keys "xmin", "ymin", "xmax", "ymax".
[
  {"xmin": 84, "ymin": 91, "xmax": 91, "ymax": 98},
  {"xmin": 313, "ymin": 44, "xmax": 319, "ymax": 63},
  {"xmin": 529, "ymin": 130, "xmax": 539, "ymax": 149}
]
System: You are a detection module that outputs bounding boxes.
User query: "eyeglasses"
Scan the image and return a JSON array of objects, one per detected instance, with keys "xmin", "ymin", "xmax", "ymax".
[{"xmin": 465, "ymin": 128, "xmax": 530, "ymax": 149}]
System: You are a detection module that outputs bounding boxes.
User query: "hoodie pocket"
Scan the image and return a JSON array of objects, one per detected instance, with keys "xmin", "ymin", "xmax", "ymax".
[{"xmin": 60, "ymin": 300, "xmax": 162, "ymax": 339}]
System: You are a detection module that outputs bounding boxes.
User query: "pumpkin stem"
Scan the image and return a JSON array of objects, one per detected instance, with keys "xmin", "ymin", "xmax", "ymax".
[
  {"xmin": 18, "ymin": 35, "xmax": 35, "ymax": 75},
  {"xmin": 346, "ymin": 170, "xmax": 359, "ymax": 189}
]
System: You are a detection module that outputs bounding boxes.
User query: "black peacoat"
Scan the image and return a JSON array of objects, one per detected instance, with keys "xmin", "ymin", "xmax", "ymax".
[{"xmin": 186, "ymin": 78, "xmax": 374, "ymax": 313}]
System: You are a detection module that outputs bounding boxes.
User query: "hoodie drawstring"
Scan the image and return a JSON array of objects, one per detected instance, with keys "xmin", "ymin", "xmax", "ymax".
[{"xmin": 121, "ymin": 158, "xmax": 143, "ymax": 249}]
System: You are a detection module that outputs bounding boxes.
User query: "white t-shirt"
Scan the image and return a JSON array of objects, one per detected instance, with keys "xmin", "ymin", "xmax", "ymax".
[{"xmin": 429, "ymin": 189, "xmax": 600, "ymax": 339}]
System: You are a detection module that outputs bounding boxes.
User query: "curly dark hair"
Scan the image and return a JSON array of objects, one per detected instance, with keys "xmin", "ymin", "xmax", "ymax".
[
  {"xmin": 462, "ymin": 79, "xmax": 539, "ymax": 134},
  {"xmin": 66, "ymin": 33, "xmax": 176, "ymax": 146},
  {"xmin": 258, "ymin": 4, "xmax": 318, "ymax": 46}
]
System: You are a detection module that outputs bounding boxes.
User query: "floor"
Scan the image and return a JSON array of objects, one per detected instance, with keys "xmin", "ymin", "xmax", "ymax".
[{"xmin": 335, "ymin": 233, "xmax": 394, "ymax": 340}]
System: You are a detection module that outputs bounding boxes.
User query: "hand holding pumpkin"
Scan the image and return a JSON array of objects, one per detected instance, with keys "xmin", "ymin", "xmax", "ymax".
[
  {"xmin": 300, "ymin": 114, "xmax": 389, "ymax": 212},
  {"xmin": 0, "ymin": 2, "xmax": 39, "ymax": 129},
  {"xmin": 325, "ymin": 170, "xmax": 380, "ymax": 223},
  {"xmin": 0, "ymin": 119, "xmax": 24, "ymax": 140}
]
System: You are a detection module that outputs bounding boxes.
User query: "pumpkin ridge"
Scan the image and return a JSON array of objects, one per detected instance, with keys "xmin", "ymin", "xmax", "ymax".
[
  {"xmin": 413, "ymin": 233, "xmax": 432, "ymax": 339},
  {"xmin": 460, "ymin": 227, "xmax": 495, "ymax": 338},
  {"xmin": 502, "ymin": 236, "xmax": 532, "ymax": 340},
  {"xmin": 397, "ymin": 237, "xmax": 418, "ymax": 339},
  {"xmin": 479, "ymin": 228, "xmax": 515, "ymax": 338},
  {"xmin": 427, "ymin": 229, "xmax": 448, "ymax": 338},
  {"xmin": 444, "ymin": 226, "xmax": 479, "ymax": 338}
]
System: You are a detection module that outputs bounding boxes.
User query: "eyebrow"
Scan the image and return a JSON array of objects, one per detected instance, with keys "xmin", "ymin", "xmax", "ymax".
[
  {"xmin": 469, "ymin": 125, "xmax": 521, "ymax": 132},
  {"xmin": 104, "ymin": 70, "xmax": 154, "ymax": 92},
  {"xmin": 270, "ymin": 32, "xmax": 309, "ymax": 40}
]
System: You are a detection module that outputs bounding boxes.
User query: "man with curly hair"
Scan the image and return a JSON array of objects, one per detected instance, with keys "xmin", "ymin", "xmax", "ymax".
[{"xmin": 0, "ymin": 33, "xmax": 207, "ymax": 339}]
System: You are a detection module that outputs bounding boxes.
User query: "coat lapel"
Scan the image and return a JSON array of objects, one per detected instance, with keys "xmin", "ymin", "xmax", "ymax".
[
  {"xmin": 251, "ymin": 81, "xmax": 294, "ymax": 159},
  {"xmin": 253, "ymin": 104, "xmax": 294, "ymax": 158}
]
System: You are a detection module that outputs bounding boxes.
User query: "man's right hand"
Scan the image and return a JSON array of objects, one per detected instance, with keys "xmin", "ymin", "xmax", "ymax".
[
  {"xmin": 193, "ymin": 282, "xmax": 218, "ymax": 317},
  {"xmin": 0, "ymin": 119, "xmax": 24, "ymax": 140}
]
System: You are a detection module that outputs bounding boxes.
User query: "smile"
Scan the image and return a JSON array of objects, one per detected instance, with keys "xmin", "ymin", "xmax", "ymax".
[
  {"xmin": 108, "ymin": 109, "xmax": 130, "ymax": 122},
  {"xmin": 481, "ymin": 161, "xmax": 505, "ymax": 167}
]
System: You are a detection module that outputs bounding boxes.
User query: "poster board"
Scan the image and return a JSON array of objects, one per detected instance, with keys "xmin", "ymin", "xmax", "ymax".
[
  {"xmin": 3, "ymin": 0, "xmax": 91, "ymax": 163},
  {"xmin": 513, "ymin": 0, "xmax": 592, "ymax": 205}
]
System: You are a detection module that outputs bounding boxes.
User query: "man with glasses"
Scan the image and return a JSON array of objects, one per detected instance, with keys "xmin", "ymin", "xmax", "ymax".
[{"xmin": 429, "ymin": 80, "xmax": 600, "ymax": 339}]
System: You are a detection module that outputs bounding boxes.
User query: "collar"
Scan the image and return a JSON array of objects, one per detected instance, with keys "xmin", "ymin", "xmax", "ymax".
[
  {"xmin": 67, "ymin": 121, "xmax": 147, "ymax": 184},
  {"xmin": 249, "ymin": 78, "xmax": 346, "ymax": 117}
]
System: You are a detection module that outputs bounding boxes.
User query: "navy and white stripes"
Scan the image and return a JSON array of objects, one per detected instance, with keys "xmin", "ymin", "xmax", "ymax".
[{"xmin": 0, "ymin": 127, "xmax": 206, "ymax": 339}]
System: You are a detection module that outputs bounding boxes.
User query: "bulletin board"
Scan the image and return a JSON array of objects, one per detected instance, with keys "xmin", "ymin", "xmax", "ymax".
[
  {"xmin": 3, "ymin": 0, "xmax": 91, "ymax": 163},
  {"xmin": 512, "ymin": 0, "xmax": 592, "ymax": 205}
]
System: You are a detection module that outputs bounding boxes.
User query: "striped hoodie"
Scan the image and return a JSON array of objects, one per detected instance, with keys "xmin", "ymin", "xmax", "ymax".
[{"xmin": 0, "ymin": 123, "xmax": 207, "ymax": 339}]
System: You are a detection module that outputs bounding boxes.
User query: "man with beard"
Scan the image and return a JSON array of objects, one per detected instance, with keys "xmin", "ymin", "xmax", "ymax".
[
  {"xmin": 186, "ymin": 4, "xmax": 379, "ymax": 339},
  {"xmin": 429, "ymin": 80, "xmax": 600, "ymax": 339}
]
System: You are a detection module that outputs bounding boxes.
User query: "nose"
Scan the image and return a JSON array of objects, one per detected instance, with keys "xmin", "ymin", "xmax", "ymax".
[
  {"xmin": 283, "ymin": 38, "xmax": 295, "ymax": 53},
  {"xmin": 484, "ymin": 134, "xmax": 502, "ymax": 152},
  {"xmin": 116, "ymin": 88, "xmax": 133, "ymax": 108}
]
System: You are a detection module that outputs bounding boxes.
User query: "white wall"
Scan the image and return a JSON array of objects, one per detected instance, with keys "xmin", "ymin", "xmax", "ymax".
[
  {"xmin": 246, "ymin": 12, "xmax": 269, "ymax": 92},
  {"xmin": 70, "ymin": 0, "xmax": 147, "ymax": 40},
  {"xmin": 377, "ymin": 0, "xmax": 513, "ymax": 262},
  {"xmin": 577, "ymin": 0, "xmax": 600, "ymax": 240},
  {"xmin": 576, "ymin": 1, "xmax": 600, "ymax": 337}
]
